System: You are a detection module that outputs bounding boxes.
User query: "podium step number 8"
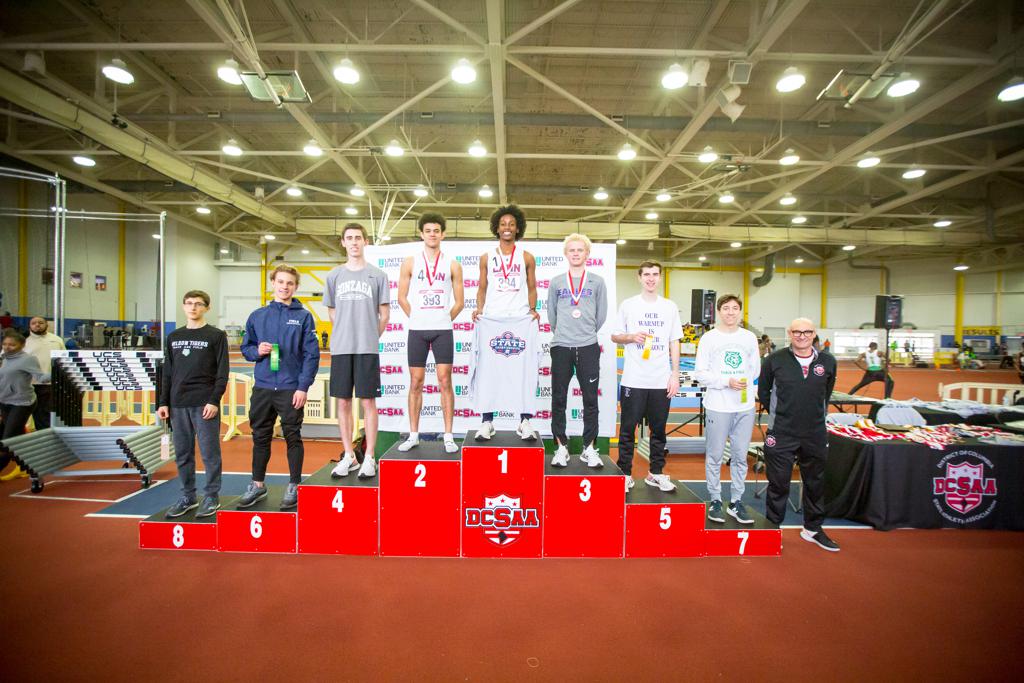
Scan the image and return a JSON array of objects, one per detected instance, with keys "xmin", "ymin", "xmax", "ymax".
[{"xmin": 172, "ymin": 524, "xmax": 184, "ymax": 548}]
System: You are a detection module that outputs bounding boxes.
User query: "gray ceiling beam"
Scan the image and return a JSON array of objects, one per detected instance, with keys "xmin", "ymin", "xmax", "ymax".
[{"xmin": 485, "ymin": 0, "xmax": 508, "ymax": 204}]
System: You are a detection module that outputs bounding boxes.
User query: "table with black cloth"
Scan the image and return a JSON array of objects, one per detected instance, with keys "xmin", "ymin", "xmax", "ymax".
[
  {"xmin": 824, "ymin": 433, "xmax": 1024, "ymax": 530},
  {"xmin": 866, "ymin": 403, "xmax": 1024, "ymax": 427}
]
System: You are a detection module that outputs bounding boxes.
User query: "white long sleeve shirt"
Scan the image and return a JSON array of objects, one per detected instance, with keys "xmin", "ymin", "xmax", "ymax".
[{"xmin": 694, "ymin": 327, "xmax": 760, "ymax": 413}]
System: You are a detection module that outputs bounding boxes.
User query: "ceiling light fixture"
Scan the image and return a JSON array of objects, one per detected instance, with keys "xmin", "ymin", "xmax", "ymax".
[
  {"xmin": 152, "ymin": 233, "xmax": 161, "ymax": 239},
  {"xmin": 794, "ymin": 256, "xmax": 805, "ymax": 264},
  {"xmin": 220, "ymin": 248, "xmax": 229, "ymax": 254},
  {"xmin": 779, "ymin": 148, "xmax": 800, "ymax": 165},
  {"xmin": 616, "ymin": 238, "xmax": 626, "ymax": 245},
  {"xmin": 698, "ymin": 146, "xmax": 718, "ymax": 163},
  {"xmin": 303, "ymin": 139, "xmax": 323, "ymax": 157},
  {"xmin": 384, "ymin": 139, "xmax": 404, "ymax": 157},
  {"xmin": 468, "ymin": 139, "xmax": 487, "ymax": 157},
  {"xmin": 333, "ymin": 58, "xmax": 360, "ymax": 84},
  {"xmin": 102, "ymin": 58, "xmax": 134, "ymax": 85},
  {"xmin": 478, "ymin": 185, "xmax": 494, "ymax": 198},
  {"xmin": 286, "ymin": 186, "xmax": 303, "ymax": 197},
  {"xmin": 617, "ymin": 143, "xmax": 637, "ymax": 161},
  {"xmin": 221, "ymin": 139, "xmax": 243, "ymax": 156},
  {"xmin": 857, "ymin": 155, "xmax": 881, "ymax": 168},
  {"xmin": 791, "ymin": 215, "xmax": 807, "ymax": 224},
  {"xmin": 72, "ymin": 155, "xmax": 96, "ymax": 167},
  {"xmin": 661, "ymin": 62, "xmax": 688, "ymax": 90},
  {"xmin": 655, "ymin": 190, "xmax": 671, "ymax": 202},
  {"xmin": 887, "ymin": 72, "xmax": 920, "ymax": 98},
  {"xmin": 779, "ymin": 193, "xmax": 797, "ymax": 206},
  {"xmin": 842, "ymin": 244, "xmax": 856, "ymax": 251},
  {"xmin": 195, "ymin": 206, "xmax": 211, "ymax": 215},
  {"xmin": 902, "ymin": 168, "xmax": 926, "ymax": 179},
  {"xmin": 933, "ymin": 219, "xmax": 952, "ymax": 228},
  {"xmin": 953, "ymin": 264, "xmax": 969, "ymax": 271},
  {"xmin": 719, "ymin": 193, "xmax": 735, "ymax": 204},
  {"xmin": 413, "ymin": 186, "xmax": 429, "ymax": 197},
  {"xmin": 775, "ymin": 66, "xmax": 806, "ymax": 93},
  {"xmin": 645, "ymin": 211, "xmax": 659, "ymax": 220},
  {"xmin": 997, "ymin": 76, "xmax": 1024, "ymax": 102},
  {"xmin": 593, "ymin": 187, "xmax": 609, "ymax": 200},
  {"xmin": 350, "ymin": 186, "xmax": 366, "ymax": 197},
  {"xmin": 301, "ymin": 249, "xmax": 310, "ymax": 255},
  {"xmin": 697, "ymin": 255, "xmax": 707, "ymax": 261},
  {"xmin": 345, "ymin": 206, "xmax": 358, "ymax": 215},
  {"xmin": 264, "ymin": 234, "xmax": 276, "ymax": 241},
  {"xmin": 451, "ymin": 58, "xmax": 476, "ymax": 84},
  {"xmin": 217, "ymin": 58, "xmax": 242, "ymax": 85},
  {"xmin": 730, "ymin": 241, "xmax": 742, "ymax": 248}
]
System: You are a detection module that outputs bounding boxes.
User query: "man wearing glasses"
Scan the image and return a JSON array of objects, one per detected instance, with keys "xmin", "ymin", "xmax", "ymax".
[{"xmin": 757, "ymin": 318, "xmax": 840, "ymax": 552}]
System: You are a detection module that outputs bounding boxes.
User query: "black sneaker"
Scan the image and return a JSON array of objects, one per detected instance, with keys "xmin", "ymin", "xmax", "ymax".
[
  {"xmin": 195, "ymin": 495, "xmax": 220, "ymax": 518},
  {"xmin": 237, "ymin": 482, "xmax": 268, "ymax": 508},
  {"xmin": 707, "ymin": 500, "xmax": 725, "ymax": 523},
  {"xmin": 279, "ymin": 483, "xmax": 298, "ymax": 510},
  {"xmin": 800, "ymin": 528, "xmax": 840, "ymax": 552},
  {"xmin": 727, "ymin": 501, "xmax": 754, "ymax": 525},
  {"xmin": 165, "ymin": 496, "xmax": 198, "ymax": 519}
]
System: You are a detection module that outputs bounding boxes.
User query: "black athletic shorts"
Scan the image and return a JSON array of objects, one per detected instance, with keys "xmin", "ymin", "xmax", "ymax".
[
  {"xmin": 330, "ymin": 354, "xmax": 381, "ymax": 399},
  {"xmin": 407, "ymin": 329, "xmax": 454, "ymax": 367}
]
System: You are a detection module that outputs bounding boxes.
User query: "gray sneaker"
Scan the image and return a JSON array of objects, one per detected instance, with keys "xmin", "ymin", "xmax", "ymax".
[
  {"xmin": 707, "ymin": 500, "xmax": 725, "ymax": 523},
  {"xmin": 280, "ymin": 483, "xmax": 298, "ymax": 510},
  {"xmin": 165, "ymin": 496, "xmax": 198, "ymax": 519},
  {"xmin": 237, "ymin": 482, "xmax": 268, "ymax": 508},
  {"xmin": 727, "ymin": 501, "xmax": 754, "ymax": 524},
  {"xmin": 195, "ymin": 495, "xmax": 220, "ymax": 518}
]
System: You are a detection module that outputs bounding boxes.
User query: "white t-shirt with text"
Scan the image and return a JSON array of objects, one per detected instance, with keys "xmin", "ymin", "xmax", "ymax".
[{"xmin": 614, "ymin": 295, "xmax": 683, "ymax": 389}]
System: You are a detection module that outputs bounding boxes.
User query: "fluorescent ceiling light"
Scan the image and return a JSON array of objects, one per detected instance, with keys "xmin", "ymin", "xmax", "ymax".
[
  {"xmin": 264, "ymin": 234, "xmax": 276, "ymax": 241},
  {"xmin": 384, "ymin": 140, "xmax": 404, "ymax": 157},
  {"xmin": 953, "ymin": 264, "xmax": 969, "ymax": 271},
  {"xmin": 857, "ymin": 155, "xmax": 881, "ymax": 168},
  {"xmin": 998, "ymin": 76, "xmax": 1024, "ymax": 102},
  {"xmin": 345, "ymin": 206, "xmax": 358, "ymax": 215},
  {"xmin": 655, "ymin": 191, "xmax": 671, "ymax": 202},
  {"xmin": 645, "ymin": 211, "xmax": 659, "ymax": 220},
  {"xmin": 730, "ymin": 242, "xmax": 742, "ymax": 248},
  {"xmin": 220, "ymin": 248, "xmax": 229, "ymax": 254},
  {"xmin": 468, "ymin": 139, "xmax": 487, "ymax": 157},
  {"xmin": 791, "ymin": 215, "xmax": 807, "ymax": 224},
  {"xmin": 478, "ymin": 185, "xmax": 494, "ymax": 198},
  {"xmin": 301, "ymin": 249, "xmax": 310, "ymax": 255},
  {"xmin": 217, "ymin": 58, "xmax": 242, "ymax": 85},
  {"xmin": 794, "ymin": 257, "xmax": 804, "ymax": 264},
  {"xmin": 72, "ymin": 155, "xmax": 96, "ymax": 167},
  {"xmin": 775, "ymin": 66, "xmax": 806, "ymax": 93},
  {"xmin": 779, "ymin": 149, "xmax": 800, "ymax": 165},
  {"xmin": 286, "ymin": 186, "xmax": 303, "ymax": 197},
  {"xmin": 102, "ymin": 58, "xmax": 134, "ymax": 85},
  {"xmin": 414, "ymin": 186, "xmax": 429, "ymax": 197},
  {"xmin": 902, "ymin": 168, "xmax": 926, "ymax": 179},
  {"xmin": 887, "ymin": 73, "xmax": 920, "ymax": 98},
  {"xmin": 593, "ymin": 187, "xmax": 609, "ymax": 200},
  {"xmin": 719, "ymin": 193, "xmax": 735, "ymax": 204},
  {"xmin": 842, "ymin": 244, "xmax": 856, "ymax": 251},
  {"xmin": 350, "ymin": 186, "xmax": 366, "ymax": 197},
  {"xmin": 152, "ymin": 233, "xmax": 161, "ymax": 239},
  {"xmin": 333, "ymin": 58, "xmax": 360, "ymax": 84},
  {"xmin": 661, "ymin": 62, "xmax": 688, "ymax": 90},
  {"xmin": 698, "ymin": 146, "xmax": 718, "ymax": 163},
  {"xmin": 616, "ymin": 238, "xmax": 626, "ymax": 245},
  {"xmin": 221, "ymin": 139, "xmax": 243, "ymax": 156},
  {"xmin": 451, "ymin": 58, "xmax": 476, "ymax": 84},
  {"xmin": 617, "ymin": 143, "xmax": 637, "ymax": 161},
  {"xmin": 195, "ymin": 206, "xmax": 211, "ymax": 215},
  {"xmin": 697, "ymin": 255, "xmax": 707, "ymax": 261},
  {"xmin": 303, "ymin": 139, "xmax": 323, "ymax": 157},
  {"xmin": 779, "ymin": 193, "xmax": 797, "ymax": 206},
  {"xmin": 933, "ymin": 219, "xmax": 952, "ymax": 228}
]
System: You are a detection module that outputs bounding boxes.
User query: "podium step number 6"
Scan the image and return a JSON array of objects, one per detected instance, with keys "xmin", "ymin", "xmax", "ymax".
[
  {"xmin": 737, "ymin": 530, "xmax": 749, "ymax": 555},
  {"xmin": 579, "ymin": 478, "xmax": 591, "ymax": 502},
  {"xmin": 172, "ymin": 524, "xmax": 184, "ymax": 548},
  {"xmin": 414, "ymin": 463, "xmax": 427, "ymax": 488},
  {"xmin": 250, "ymin": 515, "xmax": 263, "ymax": 539}
]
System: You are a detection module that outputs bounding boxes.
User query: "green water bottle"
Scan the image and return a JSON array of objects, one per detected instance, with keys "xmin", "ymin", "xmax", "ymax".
[{"xmin": 270, "ymin": 343, "xmax": 280, "ymax": 371}]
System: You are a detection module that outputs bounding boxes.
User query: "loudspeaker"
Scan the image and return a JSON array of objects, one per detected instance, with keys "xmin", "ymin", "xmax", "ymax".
[
  {"xmin": 691, "ymin": 289, "xmax": 717, "ymax": 325},
  {"xmin": 874, "ymin": 294, "xmax": 903, "ymax": 328}
]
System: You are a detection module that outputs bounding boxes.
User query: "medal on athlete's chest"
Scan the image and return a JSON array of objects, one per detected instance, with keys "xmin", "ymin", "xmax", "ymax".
[
  {"xmin": 571, "ymin": 308, "xmax": 582, "ymax": 319},
  {"xmin": 568, "ymin": 269, "xmax": 586, "ymax": 318}
]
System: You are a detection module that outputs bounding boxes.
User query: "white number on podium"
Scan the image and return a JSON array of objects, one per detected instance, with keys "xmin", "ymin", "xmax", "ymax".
[
  {"xmin": 659, "ymin": 507, "xmax": 672, "ymax": 530},
  {"xmin": 414, "ymin": 463, "xmax": 427, "ymax": 488},
  {"xmin": 331, "ymin": 490, "xmax": 345, "ymax": 512},
  {"xmin": 498, "ymin": 449, "xmax": 508, "ymax": 474},
  {"xmin": 250, "ymin": 515, "xmax": 263, "ymax": 539},
  {"xmin": 579, "ymin": 479, "xmax": 592, "ymax": 502},
  {"xmin": 172, "ymin": 524, "xmax": 184, "ymax": 548},
  {"xmin": 737, "ymin": 530, "xmax": 749, "ymax": 555}
]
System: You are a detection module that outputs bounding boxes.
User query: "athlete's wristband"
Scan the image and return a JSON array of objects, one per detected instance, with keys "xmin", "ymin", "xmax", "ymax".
[{"xmin": 270, "ymin": 343, "xmax": 280, "ymax": 371}]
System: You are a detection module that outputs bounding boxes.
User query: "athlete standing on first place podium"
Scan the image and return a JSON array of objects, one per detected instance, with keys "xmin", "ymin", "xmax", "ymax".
[
  {"xmin": 472, "ymin": 204, "xmax": 541, "ymax": 441},
  {"xmin": 547, "ymin": 233, "xmax": 607, "ymax": 468},
  {"xmin": 396, "ymin": 212, "xmax": 465, "ymax": 453}
]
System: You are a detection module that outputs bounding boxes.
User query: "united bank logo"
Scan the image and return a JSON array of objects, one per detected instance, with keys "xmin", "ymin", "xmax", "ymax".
[
  {"xmin": 464, "ymin": 490, "xmax": 540, "ymax": 545},
  {"xmin": 932, "ymin": 451, "xmax": 997, "ymax": 523},
  {"xmin": 455, "ymin": 341, "xmax": 473, "ymax": 353},
  {"xmin": 489, "ymin": 331, "xmax": 526, "ymax": 357},
  {"xmin": 455, "ymin": 385, "xmax": 470, "ymax": 396},
  {"xmin": 456, "ymin": 255, "xmax": 480, "ymax": 267},
  {"xmin": 377, "ymin": 257, "xmax": 405, "ymax": 268},
  {"xmin": 535, "ymin": 256, "xmax": 564, "ymax": 267},
  {"xmin": 379, "ymin": 341, "xmax": 407, "ymax": 353}
]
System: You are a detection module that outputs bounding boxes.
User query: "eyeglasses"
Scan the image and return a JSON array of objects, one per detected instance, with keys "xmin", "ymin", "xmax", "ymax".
[{"xmin": 789, "ymin": 330, "xmax": 815, "ymax": 337}]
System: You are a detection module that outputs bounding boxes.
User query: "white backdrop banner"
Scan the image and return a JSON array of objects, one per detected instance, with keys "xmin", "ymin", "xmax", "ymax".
[{"xmin": 308, "ymin": 240, "xmax": 619, "ymax": 437}]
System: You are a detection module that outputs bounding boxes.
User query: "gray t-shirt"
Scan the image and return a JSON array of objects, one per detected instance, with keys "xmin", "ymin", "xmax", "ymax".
[
  {"xmin": 547, "ymin": 271, "xmax": 608, "ymax": 347},
  {"xmin": 323, "ymin": 263, "xmax": 390, "ymax": 355},
  {"xmin": 0, "ymin": 350, "xmax": 49, "ymax": 406}
]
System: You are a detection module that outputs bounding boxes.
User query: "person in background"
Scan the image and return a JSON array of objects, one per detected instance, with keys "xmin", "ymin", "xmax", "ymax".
[
  {"xmin": 849, "ymin": 341, "xmax": 894, "ymax": 398},
  {"xmin": 24, "ymin": 316, "xmax": 65, "ymax": 431},
  {"xmin": 0, "ymin": 329, "xmax": 49, "ymax": 480}
]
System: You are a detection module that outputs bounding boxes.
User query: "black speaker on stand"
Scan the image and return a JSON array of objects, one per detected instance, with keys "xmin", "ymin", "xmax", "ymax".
[
  {"xmin": 874, "ymin": 294, "xmax": 904, "ymax": 357},
  {"xmin": 691, "ymin": 289, "xmax": 716, "ymax": 326}
]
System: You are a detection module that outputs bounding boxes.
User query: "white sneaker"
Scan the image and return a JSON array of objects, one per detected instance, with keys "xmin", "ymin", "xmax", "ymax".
[
  {"xmin": 331, "ymin": 452, "xmax": 358, "ymax": 478},
  {"xmin": 398, "ymin": 436, "xmax": 419, "ymax": 452},
  {"xmin": 475, "ymin": 421, "xmax": 496, "ymax": 441},
  {"xmin": 551, "ymin": 444, "xmax": 569, "ymax": 467},
  {"xmin": 357, "ymin": 456, "xmax": 377, "ymax": 479},
  {"xmin": 625, "ymin": 477, "xmax": 635, "ymax": 492},
  {"xmin": 581, "ymin": 444, "xmax": 603, "ymax": 468},
  {"xmin": 516, "ymin": 418, "xmax": 538, "ymax": 441},
  {"xmin": 645, "ymin": 473, "xmax": 676, "ymax": 492},
  {"xmin": 443, "ymin": 435, "xmax": 459, "ymax": 453}
]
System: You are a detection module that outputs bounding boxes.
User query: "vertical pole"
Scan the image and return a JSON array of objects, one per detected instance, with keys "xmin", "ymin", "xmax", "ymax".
[
  {"xmin": 158, "ymin": 212, "xmax": 166, "ymax": 353},
  {"xmin": 56, "ymin": 178, "xmax": 66, "ymax": 337},
  {"xmin": 260, "ymin": 242, "xmax": 269, "ymax": 305},
  {"xmin": 18, "ymin": 180, "xmax": 28, "ymax": 314},
  {"xmin": 954, "ymin": 271, "xmax": 965, "ymax": 344},
  {"xmin": 663, "ymin": 266, "xmax": 670, "ymax": 299},
  {"xmin": 820, "ymin": 267, "xmax": 828, "ymax": 328},
  {"xmin": 995, "ymin": 270, "xmax": 1003, "ymax": 331},
  {"xmin": 742, "ymin": 262, "xmax": 750, "ymax": 327},
  {"xmin": 118, "ymin": 205, "xmax": 126, "ymax": 323}
]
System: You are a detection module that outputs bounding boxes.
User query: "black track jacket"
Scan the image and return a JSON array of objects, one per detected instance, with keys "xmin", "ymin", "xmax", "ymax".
[{"xmin": 757, "ymin": 347, "xmax": 837, "ymax": 437}]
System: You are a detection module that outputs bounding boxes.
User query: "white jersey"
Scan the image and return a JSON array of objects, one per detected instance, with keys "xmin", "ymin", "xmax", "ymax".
[
  {"xmin": 483, "ymin": 244, "xmax": 529, "ymax": 317},
  {"xmin": 408, "ymin": 250, "xmax": 454, "ymax": 330},
  {"xmin": 866, "ymin": 349, "xmax": 883, "ymax": 371},
  {"xmin": 469, "ymin": 315, "xmax": 540, "ymax": 415},
  {"xmin": 693, "ymin": 327, "xmax": 760, "ymax": 412},
  {"xmin": 614, "ymin": 295, "xmax": 683, "ymax": 389}
]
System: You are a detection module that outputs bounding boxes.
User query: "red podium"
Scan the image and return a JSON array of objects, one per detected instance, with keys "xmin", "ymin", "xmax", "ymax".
[
  {"xmin": 139, "ymin": 507, "xmax": 218, "ymax": 551},
  {"xmin": 217, "ymin": 486, "xmax": 297, "ymax": 553},
  {"xmin": 543, "ymin": 453, "xmax": 626, "ymax": 558},
  {"xmin": 624, "ymin": 482, "xmax": 706, "ymax": 558},
  {"xmin": 379, "ymin": 440, "xmax": 461, "ymax": 557},
  {"xmin": 297, "ymin": 462, "xmax": 379, "ymax": 555},
  {"xmin": 461, "ymin": 432, "xmax": 544, "ymax": 558},
  {"xmin": 703, "ymin": 504, "xmax": 781, "ymax": 557}
]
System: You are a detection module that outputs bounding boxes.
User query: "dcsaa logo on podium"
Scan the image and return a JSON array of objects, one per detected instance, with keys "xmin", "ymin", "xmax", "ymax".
[
  {"xmin": 932, "ymin": 451, "xmax": 998, "ymax": 524},
  {"xmin": 464, "ymin": 493, "xmax": 540, "ymax": 546}
]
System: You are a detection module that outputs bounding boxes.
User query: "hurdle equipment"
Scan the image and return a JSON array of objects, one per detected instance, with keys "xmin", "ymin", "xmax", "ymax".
[
  {"xmin": 297, "ymin": 462, "xmax": 379, "ymax": 555},
  {"xmin": 0, "ymin": 429, "xmax": 77, "ymax": 493},
  {"xmin": 543, "ymin": 452, "xmax": 626, "ymax": 558},
  {"xmin": 625, "ymin": 484, "xmax": 706, "ymax": 557},
  {"xmin": 139, "ymin": 505, "xmax": 218, "ymax": 551},
  {"xmin": 217, "ymin": 487, "xmax": 297, "ymax": 553},
  {"xmin": 117, "ymin": 425, "xmax": 176, "ymax": 489}
]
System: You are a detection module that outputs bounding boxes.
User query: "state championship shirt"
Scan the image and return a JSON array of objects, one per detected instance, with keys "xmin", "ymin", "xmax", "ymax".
[
  {"xmin": 693, "ymin": 326, "xmax": 760, "ymax": 412},
  {"xmin": 469, "ymin": 315, "xmax": 540, "ymax": 414},
  {"xmin": 408, "ymin": 250, "xmax": 454, "ymax": 330},
  {"xmin": 614, "ymin": 295, "xmax": 683, "ymax": 389},
  {"xmin": 483, "ymin": 244, "xmax": 529, "ymax": 317},
  {"xmin": 323, "ymin": 263, "xmax": 390, "ymax": 354}
]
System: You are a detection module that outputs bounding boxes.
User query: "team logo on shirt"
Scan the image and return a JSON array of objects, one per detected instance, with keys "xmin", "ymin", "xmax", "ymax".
[
  {"xmin": 932, "ymin": 452, "xmax": 997, "ymax": 522},
  {"xmin": 489, "ymin": 331, "xmax": 527, "ymax": 357},
  {"xmin": 764, "ymin": 435, "xmax": 776, "ymax": 447},
  {"xmin": 464, "ymin": 492, "xmax": 540, "ymax": 546},
  {"xmin": 724, "ymin": 351, "xmax": 742, "ymax": 369},
  {"xmin": 813, "ymin": 364, "xmax": 824, "ymax": 376},
  {"xmin": 182, "ymin": 349, "xmax": 191, "ymax": 356}
]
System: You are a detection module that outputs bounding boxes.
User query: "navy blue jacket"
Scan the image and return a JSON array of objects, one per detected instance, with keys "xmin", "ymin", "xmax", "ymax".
[{"xmin": 240, "ymin": 299, "xmax": 320, "ymax": 391}]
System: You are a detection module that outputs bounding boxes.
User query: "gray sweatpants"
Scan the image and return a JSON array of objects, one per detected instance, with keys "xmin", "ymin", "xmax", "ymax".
[
  {"xmin": 704, "ymin": 408, "xmax": 755, "ymax": 503},
  {"xmin": 170, "ymin": 405, "xmax": 223, "ymax": 498}
]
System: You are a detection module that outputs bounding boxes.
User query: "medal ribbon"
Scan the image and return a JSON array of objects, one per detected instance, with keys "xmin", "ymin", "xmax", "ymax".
[
  {"xmin": 423, "ymin": 250, "xmax": 442, "ymax": 287},
  {"xmin": 497, "ymin": 244, "xmax": 516, "ymax": 280},
  {"xmin": 568, "ymin": 269, "xmax": 587, "ymax": 306}
]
